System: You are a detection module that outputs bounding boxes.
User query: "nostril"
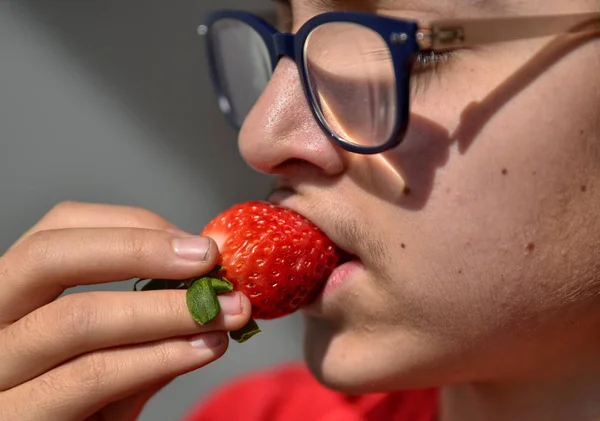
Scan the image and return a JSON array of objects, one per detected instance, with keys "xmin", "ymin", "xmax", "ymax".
[{"xmin": 272, "ymin": 158, "xmax": 308, "ymax": 174}]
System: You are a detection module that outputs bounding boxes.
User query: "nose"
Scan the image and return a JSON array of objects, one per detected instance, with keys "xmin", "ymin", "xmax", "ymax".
[{"xmin": 238, "ymin": 57, "xmax": 346, "ymax": 177}]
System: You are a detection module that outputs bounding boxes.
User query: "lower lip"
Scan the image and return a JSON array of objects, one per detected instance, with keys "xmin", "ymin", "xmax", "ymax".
[{"xmin": 315, "ymin": 260, "xmax": 363, "ymax": 299}]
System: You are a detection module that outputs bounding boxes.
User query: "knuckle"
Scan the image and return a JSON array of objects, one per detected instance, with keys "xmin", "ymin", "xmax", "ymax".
[
  {"xmin": 120, "ymin": 229, "xmax": 155, "ymax": 261},
  {"xmin": 27, "ymin": 364, "xmax": 78, "ymax": 410},
  {"xmin": 163, "ymin": 292, "xmax": 185, "ymax": 322},
  {"xmin": 151, "ymin": 342, "xmax": 180, "ymax": 369},
  {"xmin": 52, "ymin": 294, "xmax": 96, "ymax": 341},
  {"xmin": 34, "ymin": 369, "xmax": 65, "ymax": 397},
  {"xmin": 72, "ymin": 352, "xmax": 111, "ymax": 394},
  {"xmin": 20, "ymin": 230, "xmax": 57, "ymax": 269},
  {"xmin": 11, "ymin": 305, "xmax": 47, "ymax": 346},
  {"xmin": 124, "ymin": 206, "xmax": 171, "ymax": 229},
  {"xmin": 47, "ymin": 200, "xmax": 80, "ymax": 217}
]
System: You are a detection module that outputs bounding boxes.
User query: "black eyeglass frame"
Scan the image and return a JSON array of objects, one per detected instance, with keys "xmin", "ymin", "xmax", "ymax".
[{"xmin": 199, "ymin": 10, "xmax": 600, "ymax": 155}]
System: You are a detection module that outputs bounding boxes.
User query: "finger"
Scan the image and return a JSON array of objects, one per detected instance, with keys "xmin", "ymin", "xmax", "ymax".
[
  {"xmin": 0, "ymin": 227, "xmax": 218, "ymax": 324},
  {"xmin": 98, "ymin": 379, "xmax": 172, "ymax": 421},
  {"xmin": 0, "ymin": 333, "xmax": 229, "ymax": 421},
  {"xmin": 8, "ymin": 201, "xmax": 188, "ymax": 251},
  {"xmin": 0, "ymin": 291, "xmax": 251, "ymax": 390}
]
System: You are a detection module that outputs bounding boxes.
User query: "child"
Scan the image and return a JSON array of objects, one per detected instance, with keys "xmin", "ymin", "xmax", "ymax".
[{"xmin": 0, "ymin": 1, "xmax": 598, "ymax": 420}]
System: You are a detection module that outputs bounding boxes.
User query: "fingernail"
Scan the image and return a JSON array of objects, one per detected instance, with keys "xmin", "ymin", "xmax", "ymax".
[
  {"xmin": 172, "ymin": 236, "xmax": 211, "ymax": 261},
  {"xmin": 219, "ymin": 293, "xmax": 243, "ymax": 315},
  {"xmin": 190, "ymin": 331, "xmax": 225, "ymax": 349}
]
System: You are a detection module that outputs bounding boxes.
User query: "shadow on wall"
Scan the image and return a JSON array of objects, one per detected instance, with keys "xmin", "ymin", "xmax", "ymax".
[{"xmin": 13, "ymin": 0, "xmax": 273, "ymax": 206}]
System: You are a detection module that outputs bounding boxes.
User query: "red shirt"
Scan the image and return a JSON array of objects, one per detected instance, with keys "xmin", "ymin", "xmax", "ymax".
[{"xmin": 183, "ymin": 363, "xmax": 438, "ymax": 421}]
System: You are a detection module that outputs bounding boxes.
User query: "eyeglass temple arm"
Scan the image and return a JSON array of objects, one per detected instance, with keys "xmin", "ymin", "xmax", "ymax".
[{"xmin": 418, "ymin": 12, "xmax": 600, "ymax": 50}]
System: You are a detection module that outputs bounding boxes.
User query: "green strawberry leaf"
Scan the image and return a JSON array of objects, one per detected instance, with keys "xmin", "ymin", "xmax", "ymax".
[
  {"xmin": 230, "ymin": 318, "xmax": 261, "ymax": 343},
  {"xmin": 186, "ymin": 278, "xmax": 221, "ymax": 325},
  {"xmin": 184, "ymin": 276, "xmax": 233, "ymax": 292},
  {"xmin": 208, "ymin": 277, "xmax": 234, "ymax": 293},
  {"xmin": 139, "ymin": 276, "xmax": 244, "ymax": 337}
]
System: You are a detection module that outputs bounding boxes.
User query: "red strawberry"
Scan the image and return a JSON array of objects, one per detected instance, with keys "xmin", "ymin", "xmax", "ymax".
[
  {"xmin": 201, "ymin": 201, "xmax": 341, "ymax": 320},
  {"xmin": 134, "ymin": 201, "xmax": 342, "ymax": 342}
]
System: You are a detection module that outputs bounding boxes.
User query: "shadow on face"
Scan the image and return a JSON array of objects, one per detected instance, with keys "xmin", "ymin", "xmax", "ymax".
[
  {"xmin": 350, "ymin": 28, "xmax": 599, "ymax": 210},
  {"xmin": 453, "ymin": 27, "xmax": 600, "ymax": 153}
]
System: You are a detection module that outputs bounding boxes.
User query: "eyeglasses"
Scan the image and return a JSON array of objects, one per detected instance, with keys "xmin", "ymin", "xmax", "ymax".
[{"xmin": 198, "ymin": 10, "xmax": 599, "ymax": 155}]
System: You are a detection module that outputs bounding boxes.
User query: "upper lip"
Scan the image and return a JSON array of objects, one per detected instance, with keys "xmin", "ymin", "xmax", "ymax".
[{"xmin": 267, "ymin": 184, "xmax": 358, "ymax": 263}]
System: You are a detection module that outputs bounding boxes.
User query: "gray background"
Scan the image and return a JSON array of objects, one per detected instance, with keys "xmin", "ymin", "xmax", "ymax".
[{"xmin": 0, "ymin": 1, "xmax": 303, "ymax": 420}]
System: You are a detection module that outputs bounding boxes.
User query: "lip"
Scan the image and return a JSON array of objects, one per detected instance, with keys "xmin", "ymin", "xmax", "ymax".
[{"xmin": 317, "ymin": 259, "xmax": 362, "ymax": 296}]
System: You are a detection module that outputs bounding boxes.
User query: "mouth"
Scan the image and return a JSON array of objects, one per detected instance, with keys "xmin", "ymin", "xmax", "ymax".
[
  {"xmin": 267, "ymin": 185, "xmax": 365, "ymax": 306},
  {"xmin": 338, "ymin": 250, "xmax": 357, "ymax": 264},
  {"xmin": 267, "ymin": 185, "xmax": 361, "ymax": 266}
]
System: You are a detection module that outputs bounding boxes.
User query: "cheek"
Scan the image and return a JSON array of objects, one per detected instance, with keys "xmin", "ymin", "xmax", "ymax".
[
  {"xmin": 382, "ymin": 40, "xmax": 600, "ymax": 342},
  {"xmin": 302, "ymin": 40, "xmax": 600, "ymax": 391}
]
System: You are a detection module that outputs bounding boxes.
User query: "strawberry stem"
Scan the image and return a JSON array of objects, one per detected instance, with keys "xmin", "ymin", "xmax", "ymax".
[{"xmin": 230, "ymin": 318, "xmax": 261, "ymax": 343}]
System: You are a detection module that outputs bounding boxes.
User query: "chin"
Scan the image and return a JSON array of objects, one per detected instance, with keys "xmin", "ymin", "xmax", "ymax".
[
  {"xmin": 303, "ymin": 334, "xmax": 381, "ymax": 394},
  {"xmin": 301, "ymin": 313, "xmax": 456, "ymax": 395},
  {"xmin": 301, "ymin": 316, "xmax": 427, "ymax": 395}
]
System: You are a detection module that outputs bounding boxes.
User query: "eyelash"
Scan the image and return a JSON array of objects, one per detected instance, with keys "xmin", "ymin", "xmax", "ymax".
[
  {"xmin": 413, "ymin": 50, "xmax": 455, "ymax": 72},
  {"xmin": 366, "ymin": 48, "xmax": 455, "ymax": 71},
  {"xmin": 410, "ymin": 50, "xmax": 456, "ymax": 95}
]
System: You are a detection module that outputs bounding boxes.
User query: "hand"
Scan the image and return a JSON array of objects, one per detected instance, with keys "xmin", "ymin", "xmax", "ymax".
[{"xmin": 0, "ymin": 202, "xmax": 252, "ymax": 421}]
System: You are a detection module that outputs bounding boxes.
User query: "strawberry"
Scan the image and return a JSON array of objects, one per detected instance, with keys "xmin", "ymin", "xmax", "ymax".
[
  {"xmin": 134, "ymin": 201, "xmax": 341, "ymax": 342},
  {"xmin": 200, "ymin": 201, "xmax": 341, "ymax": 320}
]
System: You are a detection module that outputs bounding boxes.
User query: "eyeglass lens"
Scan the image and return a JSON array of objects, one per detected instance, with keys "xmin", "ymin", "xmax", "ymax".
[{"xmin": 209, "ymin": 19, "xmax": 273, "ymax": 127}]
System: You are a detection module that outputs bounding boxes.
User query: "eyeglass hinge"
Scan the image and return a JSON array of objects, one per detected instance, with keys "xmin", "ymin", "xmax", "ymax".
[{"xmin": 416, "ymin": 28, "xmax": 432, "ymax": 50}]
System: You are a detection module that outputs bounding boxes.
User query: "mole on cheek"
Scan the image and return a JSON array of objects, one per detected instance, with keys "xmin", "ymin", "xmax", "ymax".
[
  {"xmin": 501, "ymin": 168, "xmax": 508, "ymax": 175},
  {"xmin": 526, "ymin": 243, "xmax": 535, "ymax": 253}
]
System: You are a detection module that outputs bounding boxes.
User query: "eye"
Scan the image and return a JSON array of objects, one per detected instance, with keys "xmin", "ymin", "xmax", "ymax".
[
  {"xmin": 353, "ymin": 48, "xmax": 457, "ymax": 75},
  {"xmin": 412, "ymin": 50, "xmax": 456, "ymax": 73},
  {"xmin": 410, "ymin": 50, "xmax": 457, "ymax": 95}
]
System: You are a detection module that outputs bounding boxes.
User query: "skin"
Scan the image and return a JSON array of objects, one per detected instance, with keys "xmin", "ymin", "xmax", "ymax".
[
  {"xmin": 0, "ymin": 1, "xmax": 598, "ymax": 421},
  {"xmin": 244, "ymin": 0, "xmax": 600, "ymax": 420}
]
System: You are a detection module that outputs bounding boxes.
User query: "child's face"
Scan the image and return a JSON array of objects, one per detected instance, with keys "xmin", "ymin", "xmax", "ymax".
[{"xmin": 238, "ymin": 0, "xmax": 600, "ymax": 393}]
